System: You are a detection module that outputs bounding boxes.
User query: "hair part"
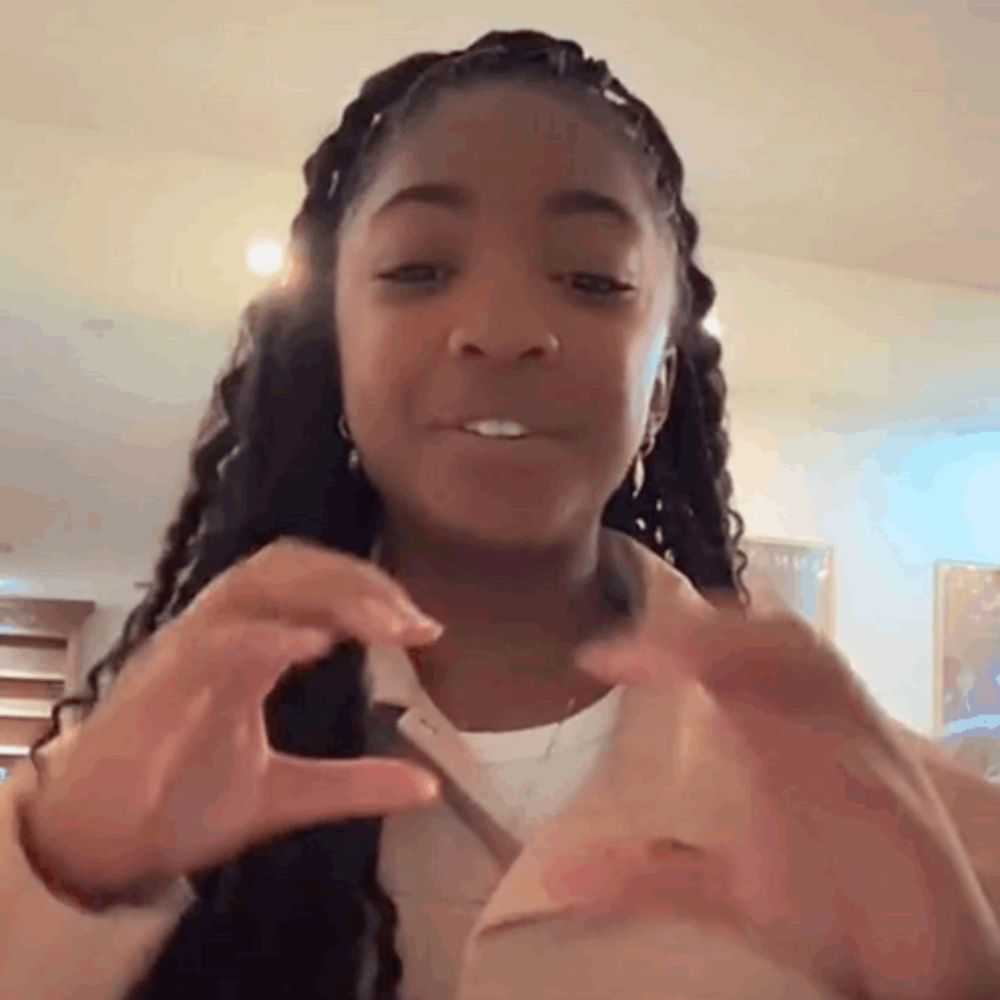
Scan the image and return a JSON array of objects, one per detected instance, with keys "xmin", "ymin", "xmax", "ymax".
[{"xmin": 33, "ymin": 28, "xmax": 747, "ymax": 999}]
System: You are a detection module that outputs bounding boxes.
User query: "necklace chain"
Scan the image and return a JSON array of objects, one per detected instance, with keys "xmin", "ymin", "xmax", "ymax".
[
  {"xmin": 512, "ymin": 688, "xmax": 579, "ymax": 837},
  {"xmin": 379, "ymin": 541, "xmax": 629, "ymax": 840},
  {"xmin": 408, "ymin": 646, "xmax": 587, "ymax": 838}
]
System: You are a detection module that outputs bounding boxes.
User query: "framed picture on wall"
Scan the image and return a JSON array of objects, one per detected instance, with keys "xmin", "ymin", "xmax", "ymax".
[
  {"xmin": 741, "ymin": 537, "xmax": 835, "ymax": 639},
  {"xmin": 934, "ymin": 561, "xmax": 1000, "ymax": 783}
]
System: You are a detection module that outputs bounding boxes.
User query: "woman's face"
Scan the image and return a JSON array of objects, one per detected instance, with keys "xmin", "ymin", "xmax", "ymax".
[{"xmin": 333, "ymin": 81, "xmax": 677, "ymax": 550}]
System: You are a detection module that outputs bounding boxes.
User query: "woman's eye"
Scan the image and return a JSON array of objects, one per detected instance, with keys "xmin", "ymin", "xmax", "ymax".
[
  {"xmin": 377, "ymin": 264, "xmax": 634, "ymax": 300},
  {"xmin": 564, "ymin": 273, "xmax": 635, "ymax": 298},
  {"xmin": 378, "ymin": 263, "xmax": 449, "ymax": 285}
]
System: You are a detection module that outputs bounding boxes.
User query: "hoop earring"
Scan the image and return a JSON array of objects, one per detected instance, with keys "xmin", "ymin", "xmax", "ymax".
[
  {"xmin": 631, "ymin": 431, "xmax": 656, "ymax": 499},
  {"xmin": 631, "ymin": 452, "xmax": 645, "ymax": 499},
  {"xmin": 337, "ymin": 414, "xmax": 360, "ymax": 474}
]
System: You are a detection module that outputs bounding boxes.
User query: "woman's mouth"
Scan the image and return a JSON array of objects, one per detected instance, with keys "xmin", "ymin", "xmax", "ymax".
[{"xmin": 460, "ymin": 419, "xmax": 531, "ymax": 439}]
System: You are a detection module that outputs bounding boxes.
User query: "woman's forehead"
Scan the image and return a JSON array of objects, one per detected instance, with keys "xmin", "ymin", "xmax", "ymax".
[
  {"xmin": 402, "ymin": 81, "xmax": 625, "ymax": 144},
  {"xmin": 349, "ymin": 84, "xmax": 662, "ymax": 238}
]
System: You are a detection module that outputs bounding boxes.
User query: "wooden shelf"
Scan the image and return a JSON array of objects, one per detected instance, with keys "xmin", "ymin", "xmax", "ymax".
[{"xmin": 0, "ymin": 597, "xmax": 96, "ymax": 782}]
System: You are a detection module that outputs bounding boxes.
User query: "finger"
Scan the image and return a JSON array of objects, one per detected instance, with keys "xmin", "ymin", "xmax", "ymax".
[
  {"xmin": 191, "ymin": 536, "xmax": 442, "ymax": 640},
  {"xmin": 586, "ymin": 535, "xmax": 859, "ymax": 718},
  {"xmin": 180, "ymin": 586, "xmax": 442, "ymax": 702},
  {"xmin": 689, "ymin": 617, "xmax": 844, "ymax": 701},
  {"xmin": 575, "ymin": 607, "xmax": 714, "ymax": 687},
  {"xmin": 146, "ymin": 618, "xmax": 336, "ymax": 706},
  {"xmin": 577, "ymin": 607, "xmax": 847, "ymax": 719},
  {"xmin": 218, "ymin": 627, "xmax": 343, "ymax": 722},
  {"xmin": 254, "ymin": 754, "xmax": 441, "ymax": 837},
  {"xmin": 78, "ymin": 621, "xmax": 323, "ymax": 736},
  {"xmin": 677, "ymin": 618, "xmax": 873, "ymax": 733}
]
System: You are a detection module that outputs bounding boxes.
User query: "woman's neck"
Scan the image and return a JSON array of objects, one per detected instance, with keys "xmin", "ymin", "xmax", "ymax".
[{"xmin": 375, "ymin": 521, "xmax": 626, "ymax": 730}]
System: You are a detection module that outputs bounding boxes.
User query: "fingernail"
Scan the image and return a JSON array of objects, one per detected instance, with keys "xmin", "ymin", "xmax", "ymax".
[
  {"xmin": 416, "ymin": 774, "xmax": 441, "ymax": 801},
  {"xmin": 390, "ymin": 596, "xmax": 443, "ymax": 632},
  {"xmin": 358, "ymin": 597, "xmax": 441, "ymax": 637}
]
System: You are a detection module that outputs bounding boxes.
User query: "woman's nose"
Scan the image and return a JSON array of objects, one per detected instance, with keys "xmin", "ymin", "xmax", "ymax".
[
  {"xmin": 446, "ymin": 315, "xmax": 560, "ymax": 364},
  {"xmin": 444, "ymin": 250, "xmax": 561, "ymax": 364}
]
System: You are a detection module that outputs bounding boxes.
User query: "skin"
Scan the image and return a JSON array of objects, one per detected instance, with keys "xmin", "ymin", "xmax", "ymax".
[
  {"xmin": 333, "ymin": 81, "xmax": 678, "ymax": 730},
  {"xmin": 562, "ymin": 542, "xmax": 1000, "ymax": 997}
]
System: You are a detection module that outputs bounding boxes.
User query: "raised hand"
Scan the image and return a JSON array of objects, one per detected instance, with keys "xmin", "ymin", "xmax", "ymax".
[
  {"xmin": 20, "ymin": 538, "xmax": 444, "ymax": 901},
  {"xmin": 556, "ymin": 533, "xmax": 1000, "ymax": 999}
]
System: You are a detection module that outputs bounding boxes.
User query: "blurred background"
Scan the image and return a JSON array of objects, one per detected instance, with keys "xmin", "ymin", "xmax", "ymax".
[{"xmin": 1, "ymin": 1, "xmax": 997, "ymax": 776}]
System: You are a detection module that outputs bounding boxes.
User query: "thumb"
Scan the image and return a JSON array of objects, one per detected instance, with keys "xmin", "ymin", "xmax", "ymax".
[{"xmin": 255, "ymin": 755, "xmax": 440, "ymax": 837}]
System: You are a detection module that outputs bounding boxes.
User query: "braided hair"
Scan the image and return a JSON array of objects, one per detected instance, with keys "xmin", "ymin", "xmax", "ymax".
[{"xmin": 31, "ymin": 28, "xmax": 748, "ymax": 999}]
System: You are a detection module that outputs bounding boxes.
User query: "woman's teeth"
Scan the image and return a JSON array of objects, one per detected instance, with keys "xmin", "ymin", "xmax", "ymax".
[{"xmin": 461, "ymin": 420, "xmax": 530, "ymax": 438}]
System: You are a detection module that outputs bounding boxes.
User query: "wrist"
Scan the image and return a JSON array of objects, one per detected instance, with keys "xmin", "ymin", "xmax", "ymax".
[{"xmin": 15, "ymin": 793, "xmax": 182, "ymax": 914}]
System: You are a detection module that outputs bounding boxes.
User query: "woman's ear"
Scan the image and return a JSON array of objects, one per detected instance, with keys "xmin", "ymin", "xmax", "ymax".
[{"xmin": 647, "ymin": 345, "xmax": 679, "ymax": 439}]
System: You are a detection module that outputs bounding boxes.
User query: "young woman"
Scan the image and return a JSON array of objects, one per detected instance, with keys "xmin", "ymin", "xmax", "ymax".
[{"xmin": 3, "ymin": 28, "xmax": 999, "ymax": 1000}]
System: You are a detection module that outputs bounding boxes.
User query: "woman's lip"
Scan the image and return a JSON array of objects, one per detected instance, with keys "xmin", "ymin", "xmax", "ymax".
[
  {"xmin": 429, "ymin": 428, "xmax": 571, "ymax": 449},
  {"xmin": 427, "ymin": 422, "xmax": 574, "ymax": 444},
  {"xmin": 447, "ymin": 427, "xmax": 539, "ymax": 439},
  {"xmin": 428, "ymin": 420, "xmax": 537, "ymax": 433},
  {"xmin": 432, "ymin": 420, "xmax": 533, "ymax": 431}
]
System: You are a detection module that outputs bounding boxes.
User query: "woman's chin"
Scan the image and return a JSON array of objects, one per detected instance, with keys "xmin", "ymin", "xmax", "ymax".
[
  {"xmin": 443, "ymin": 511, "xmax": 558, "ymax": 550},
  {"xmin": 416, "ymin": 495, "xmax": 577, "ymax": 552}
]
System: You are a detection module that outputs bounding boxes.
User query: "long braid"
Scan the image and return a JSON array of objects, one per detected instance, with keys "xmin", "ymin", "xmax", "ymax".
[{"xmin": 31, "ymin": 29, "xmax": 748, "ymax": 1000}]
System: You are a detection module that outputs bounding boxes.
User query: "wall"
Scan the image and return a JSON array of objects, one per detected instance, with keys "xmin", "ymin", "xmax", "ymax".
[
  {"xmin": 78, "ymin": 603, "xmax": 134, "ymax": 693},
  {"xmin": 728, "ymin": 417, "xmax": 998, "ymax": 735},
  {"xmin": 701, "ymin": 246, "xmax": 1000, "ymax": 735}
]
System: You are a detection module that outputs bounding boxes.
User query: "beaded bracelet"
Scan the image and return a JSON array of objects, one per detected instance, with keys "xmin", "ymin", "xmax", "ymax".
[{"xmin": 15, "ymin": 796, "xmax": 179, "ymax": 914}]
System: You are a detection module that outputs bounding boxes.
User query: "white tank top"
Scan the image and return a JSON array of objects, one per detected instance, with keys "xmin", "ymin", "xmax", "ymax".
[{"xmin": 376, "ymin": 682, "xmax": 624, "ymax": 1000}]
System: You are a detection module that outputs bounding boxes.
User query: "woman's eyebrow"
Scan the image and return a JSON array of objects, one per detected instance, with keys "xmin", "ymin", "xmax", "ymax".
[{"xmin": 371, "ymin": 182, "xmax": 640, "ymax": 235}]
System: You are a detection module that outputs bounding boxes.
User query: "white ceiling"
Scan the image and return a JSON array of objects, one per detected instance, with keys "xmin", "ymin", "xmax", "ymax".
[
  {"xmin": 4, "ymin": 0, "xmax": 997, "ymax": 290},
  {"xmin": 1, "ymin": 0, "xmax": 998, "ymax": 599}
]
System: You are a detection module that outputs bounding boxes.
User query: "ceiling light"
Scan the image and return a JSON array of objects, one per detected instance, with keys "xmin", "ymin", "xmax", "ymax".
[{"xmin": 245, "ymin": 238, "xmax": 285, "ymax": 277}]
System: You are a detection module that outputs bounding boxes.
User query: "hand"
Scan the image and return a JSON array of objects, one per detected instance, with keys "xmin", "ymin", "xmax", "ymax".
[
  {"xmin": 22, "ymin": 538, "xmax": 444, "ymax": 900},
  {"xmin": 560, "ymin": 534, "xmax": 1000, "ymax": 999}
]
